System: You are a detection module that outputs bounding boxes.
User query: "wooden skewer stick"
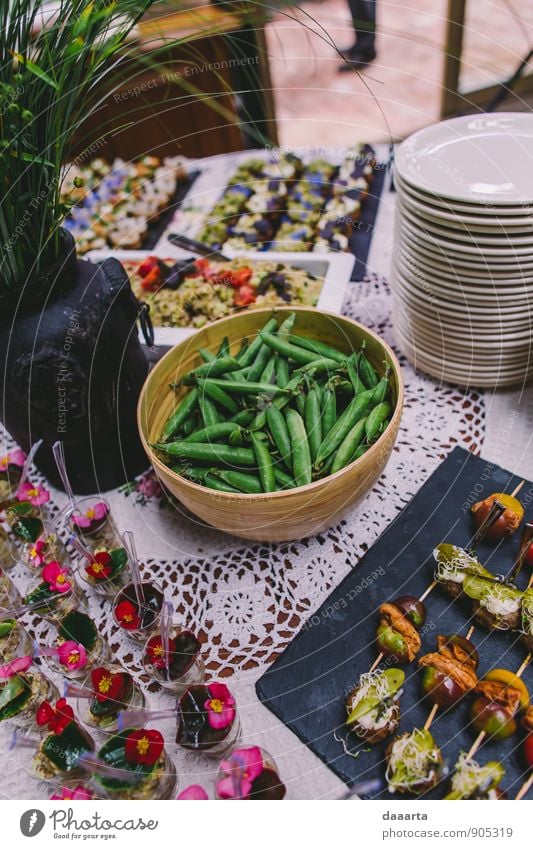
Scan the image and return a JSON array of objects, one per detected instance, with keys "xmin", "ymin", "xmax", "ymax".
[
  {"xmin": 424, "ymin": 702, "xmax": 439, "ymax": 730},
  {"xmin": 511, "ymin": 480, "xmax": 525, "ymax": 498},
  {"xmin": 515, "ymin": 772, "xmax": 533, "ymax": 801},
  {"xmin": 369, "ymin": 652, "xmax": 383, "ymax": 673},
  {"xmin": 419, "ymin": 581, "xmax": 436, "ymax": 602}
]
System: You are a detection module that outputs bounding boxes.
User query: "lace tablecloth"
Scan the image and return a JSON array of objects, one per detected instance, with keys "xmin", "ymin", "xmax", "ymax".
[{"xmin": 1, "ymin": 147, "xmax": 532, "ymax": 801}]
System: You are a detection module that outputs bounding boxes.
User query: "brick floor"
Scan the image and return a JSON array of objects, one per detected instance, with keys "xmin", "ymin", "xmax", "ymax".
[{"xmin": 266, "ymin": 0, "xmax": 533, "ymax": 147}]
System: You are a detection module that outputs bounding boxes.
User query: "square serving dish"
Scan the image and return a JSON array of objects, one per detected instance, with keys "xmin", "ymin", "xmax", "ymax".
[{"xmin": 86, "ymin": 248, "xmax": 355, "ymax": 347}]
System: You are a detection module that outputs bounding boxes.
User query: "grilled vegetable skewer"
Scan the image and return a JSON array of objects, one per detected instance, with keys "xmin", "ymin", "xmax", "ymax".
[{"xmin": 345, "ymin": 669, "xmax": 405, "ymax": 744}]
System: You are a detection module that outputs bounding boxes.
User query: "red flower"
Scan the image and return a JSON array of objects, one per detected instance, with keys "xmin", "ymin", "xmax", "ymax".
[
  {"xmin": 91, "ymin": 667, "xmax": 128, "ymax": 704},
  {"xmin": 144, "ymin": 635, "xmax": 177, "ymax": 670},
  {"xmin": 203, "ymin": 682, "xmax": 236, "ymax": 730},
  {"xmin": 36, "ymin": 698, "xmax": 75, "ymax": 734},
  {"xmin": 115, "ymin": 600, "xmax": 140, "ymax": 630},
  {"xmin": 86, "ymin": 551, "xmax": 112, "ymax": 581},
  {"xmin": 124, "ymin": 729, "xmax": 164, "ymax": 766}
]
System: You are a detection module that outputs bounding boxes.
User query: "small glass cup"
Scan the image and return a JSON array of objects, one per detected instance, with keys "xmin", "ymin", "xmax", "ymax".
[
  {"xmin": 18, "ymin": 532, "xmax": 68, "ymax": 571},
  {"xmin": 92, "ymin": 746, "xmax": 177, "ymax": 800},
  {"xmin": 67, "ymin": 498, "xmax": 120, "ymax": 550},
  {"xmin": 0, "ymin": 462, "xmax": 24, "ymax": 502},
  {"xmin": 32, "ymin": 721, "xmax": 96, "ymax": 782},
  {"xmin": 4, "ymin": 497, "xmax": 49, "ymax": 541},
  {"xmin": 0, "ymin": 571, "xmax": 22, "ymax": 610},
  {"xmin": 24, "ymin": 578, "xmax": 79, "ymax": 623},
  {"xmin": 214, "ymin": 746, "xmax": 287, "ymax": 800},
  {"xmin": 0, "ymin": 618, "xmax": 33, "ymax": 663},
  {"xmin": 142, "ymin": 626, "xmax": 205, "ymax": 694},
  {"xmin": 76, "ymin": 544, "xmax": 130, "ymax": 600},
  {"xmin": 74, "ymin": 665, "xmax": 145, "ymax": 734},
  {"xmin": 0, "ymin": 530, "xmax": 17, "ymax": 571},
  {"xmin": 42, "ymin": 630, "xmax": 108, "ymax": 681},
  {"xmin": 176, "ymin": 682, "xmax": 241, "ymax": 758},
  {"xmin": 111, "ymin": 581, "xmax": 164, "ymax": 644},
  {"xmin": 0, "ymin": 667, "xmax": 59, "ymax": 731}
]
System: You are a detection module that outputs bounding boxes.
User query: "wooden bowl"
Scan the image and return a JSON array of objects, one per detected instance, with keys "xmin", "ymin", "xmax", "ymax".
[{"xmin": 137, "ymin": 307, "xmax": 404, "ymax": 542}]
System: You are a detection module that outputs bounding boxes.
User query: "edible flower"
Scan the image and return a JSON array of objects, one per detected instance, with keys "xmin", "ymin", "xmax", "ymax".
[
  {"xmin": 86, "ymin": 551, "xmax": 112, "ymax": 581},
  {"xmin": 16, "ymin": 481, "xmax": 50, "ymax": 506},
  {"xmin": 0, "ymin": 655, "xmax": 32, "ymax": 679},
  {"xmin": 115, "ymin": 600, "xmax": 140, "ymax": 631},
  {"xmin": 124, "ymin": 729, "xmax": 164, "ymax": 766},
  {"xmin": 216, "ymin": 746, "xmax": 263, "ymax": 799},
  {"xmin": 204, "ymin": 682, "xmax": 236, "ymax": 730},
  {"xmin": 27, "ymin": 538, "xmax": 47, "ymax": 568},
  {"xmin": 91, "ymin": 667, "xmax": 128, "ymax": 704},
  {"xmin": 0, "ymin": 449, "xmax": 26, "ymax": 472},
  {"xmin": 57, "ymin": 641, "xmax": 87, "ymax": 671},
  {"xmin": 144, "ymin": 634, "xmax": 177, "ymax": 670},
  {"xmin": 36, "ymin": 698, "xmax": 75, "ymax": 735},
  {"xmin": 177, "ymin": 785, "xmax": 209, "ymax": 800},
  {"xmin": 71, "ymin": 501, "xmax": 108, "ymax": 528},
  {"xmin": 50, "ymin": 784, "xmax": 94, "ymax": 801},
  {"xmin": 42, "ymin": 561, "xmax": 72, "ymax": 594}
]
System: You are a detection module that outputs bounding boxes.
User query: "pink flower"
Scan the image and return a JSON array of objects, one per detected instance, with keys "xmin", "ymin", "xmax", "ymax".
[
  {"xmin": 176, "ymin": 785, "xmax": 209, "ymax": 800},
  {"xmin": 57, "ymin": 641, "xmax": 87, "ymax": 671},
  {"xmin": 137, "ymin": 471, "xmax": 163, "ymax": 499},
  {"xmin": 0, "ymin": 655, "xmax": 32, "ymax": 679},
  {"xmin": 42, "ymin": 561, "xmax": 72, "ymax": 594},
  {"xmin": 28, "ymin": 538, "xmax": 47, "ymax": 567},
  {"xmin": 216, "ymin": 746, "xmax": 263, "ymax": 799},
  {"xmin": 0, "ymin": 449, "xmax": 26, "ymax": 472},
  {"xmin": 16, "ymin": 481, "xmax": 50, "ymax": 506},
  {"xmin": 204, "ymin": 681, "xmax": 236, "ymax": 730},
  {"xmin": 50, "ymin": 784, "xmax": 94, "ymax": 801},
  {"xmin": 71, "ymin": 501, "xmax": 108, "ymax": 528}
]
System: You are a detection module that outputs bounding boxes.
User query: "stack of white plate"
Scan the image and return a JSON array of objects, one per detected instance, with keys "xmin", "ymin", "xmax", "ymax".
[{"xmin": 393, "ymin": 113, "xmax": 533, "ymax": 387}]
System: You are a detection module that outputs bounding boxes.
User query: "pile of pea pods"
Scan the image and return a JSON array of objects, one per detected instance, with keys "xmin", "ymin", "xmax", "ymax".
[{"xmin": 153, "ymin": 314, "xmax": 393, "ymax": 493}]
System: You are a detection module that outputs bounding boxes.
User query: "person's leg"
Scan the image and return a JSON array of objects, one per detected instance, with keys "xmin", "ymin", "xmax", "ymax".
[{"xmin": 339, "ymin": 0, "xmax": 376, "ymax": 69}]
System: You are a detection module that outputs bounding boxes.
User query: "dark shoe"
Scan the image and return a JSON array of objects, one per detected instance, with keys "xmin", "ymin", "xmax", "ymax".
[{"xmin": 338, "ymin": 48, "xmax": 376, "ymax": 72}]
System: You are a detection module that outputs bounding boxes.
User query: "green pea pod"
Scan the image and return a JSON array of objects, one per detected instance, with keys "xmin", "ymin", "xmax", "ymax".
[
  {"xmin": 211, "ymin": 469, "xmax": 262, "ymax": 494},
  {"xmin": 252, "ymin": 409, "xmax": 267, "ymax": 430},
  {"xmin": 251, "ymin": 432, "xmax": 276, "ymax": 492},
  {"xmin": 266, "ymin": 404, "xmax": 292, "ymax": 464},
  {"xmin": 171, "ymin": 465, "xmax": 208, "ymax": 482},
  {"xmin": 204, "ymin": 473, "xmax": 240, "ymax": 493},
  {"xmin": 330, "ymin": 417, "xmax": 368, "ymax": 474},
  {"xmin": 198, "ymin": 392, "xmax": 222, "ymax": 428},
  {"xmin": 346, "ymin": 353, "xmax": 366, "ymax": 394},
  {"xmin": 182, "ymin": 356, "xmax": 241, "ymax": 384},
  {"xmin": 161, "ymin": 388, "xmax": 198, "ymax": 442},
  {"xmin": 285, "ymin": 408, "xmax": 312, "ymax": 487},
  {"xmin": 353, "ymin": 444, "xmax": 367, "ymax": 460},
  {"xmin": 260, "ymin": 355, "xmax": 277, "ymax": 384},
  {"xmin": 359, "ymin": 351, "xmax": 379, "ymax": 389},
  {"xmin": 259, "ymin": 332, "xmax": 320, "ymax": 365},
  {"xmin": 315, "ymin": 388, "xmax": 374, "ymax": 466},
  {"xmin": 365, "ymin": 402, "xmax": 392, "ymax": 442},
  {"xmin": 296, "ymin": 391, "xmax": 306, "ymax": 418},
  {"xmin": 153, "ymin": 442, "xmax": 256, "ymax": 467},
  {"xmin": 371, "ymin": 368, "xmax": 391, "ymax": 404},
  {"xmin": 236, "ymin": 339, "xmax": 249, "ymax": 362},
  {"xmin": 230, "ymin": 410, "xmax": 255, "ymax": 427},
  {"xmin": 275, "ymin": 354, "xmax": 290, "ymax": 388},
  {"xmin": 278, "ymin": 312, "xmax": 296, "ymax": 341},
  {"xmin": 203, "ymin": 379, "xmax": 289, "ymax": 397},
  {"xmin": 182, "ymin": 422, "xmax": 240, "ymax": 444},
  {"xmin": 180, "ymin": 415, "xmax": 198, "ymax": 437},
  {"xmin": 305, "ymin": 386, "xmax": 322, "ymax": 464},
  {"xmin": 229, "ymin": 428, "xmax": 245, "ymax": 447},
  {"xmin": 198, "ymin": 348, "xmax": 216, "ymax": 363},
  {"xmin": 320, "ymin": 384, "xmax": 337, "ymax": 437},
  {"xmin": 273, "ymin": 466, "xmax": 295, "ymax": 489},
  {"xmin": 237, "ymin": 318, "xmax": 278, "ymax": 367},
  {"xmin": 295, "ymin": 357, "xmax": 342, "ymax": 376},
  {"xmin": 246, "ymin": 343, "xmax": 272, "ymax": 382},
  {"xmin": 217, "ymin": 336, "xmax": 230, "ymax": 358},
  {"xmin": 287, "ymin": 334, "xmax": 346, "ymax": 363},
  {"xmin": 197, "ymin": 379, "xmax": 239, "ymax": 414}
]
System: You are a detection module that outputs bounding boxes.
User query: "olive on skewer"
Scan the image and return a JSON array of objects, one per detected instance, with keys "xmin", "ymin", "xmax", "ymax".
[
  {"xmin": 419, "ymin": 634, "xmax": 479, "ymax": 709},
  {"xmin": 376, "ymin": 596, "xmax": 426, "ymax": 664},
  {"xmin": 385, "ymin": 728, "xmax": 444, "ymax": 795},
  {"xmin": 463, "ymin": 575, "xmax": 523, "ymax": 632},
  {"xmin": 471, "ymin": 490, "xmax": 524, "ymax": 542},
  {"xmin": 345, "ymin": 669, "xmax": 404, "ymax": 744},
  {"xmin": 470, "ymin": 669, "xmax": 530, "ymax": 743},
  {"xmin": 444, "ymin": 753, "xmax": 506, "ymax": 800}
]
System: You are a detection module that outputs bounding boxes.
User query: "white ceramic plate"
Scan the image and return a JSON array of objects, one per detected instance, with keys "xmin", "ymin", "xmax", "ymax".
[
  {"xmin": 395, "ymin": 256, "xmax": 533, "ymax": 303},
  {"xmin": 397, "ymin": 216, "xmax": 533, "ymax": 258},
  {"xmin": 396, "ymin": 236, "xmax": 533, "ymax": 278},
  {"xmin": 87, "ymin": 248, "xmax": 355, "ymax": 347},
  {"xmin": 397, "ymin": 199, "xmax": 533, "ymax": 247},
  {"xmin": 396, "ymin": 225, "xmax": 533, "ymax": 270},
  {"xmin": 394, "ymin": 172, "xmax": 533, "ymax": 220},
  {"xmin": 396, "ymin": 113, "xmax": 533, "ymax": 204}
]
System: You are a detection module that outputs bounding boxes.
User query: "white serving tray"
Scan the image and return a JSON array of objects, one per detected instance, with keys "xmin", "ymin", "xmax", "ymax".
[{"xmin": 86, "ymin": 248, "xmax": 355, "ymax": 347}]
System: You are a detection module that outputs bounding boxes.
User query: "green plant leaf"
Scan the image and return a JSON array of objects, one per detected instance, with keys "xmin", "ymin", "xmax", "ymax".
[{"xmin": 9, "ymin": 51, "xmax": 58, "ymax": 90}]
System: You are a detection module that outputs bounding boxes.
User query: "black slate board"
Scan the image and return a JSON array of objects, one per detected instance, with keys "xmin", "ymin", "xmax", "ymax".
[
  {"xmin": 142, "ymin": 170, "xmax": 200, "ymax": 250},
  {"xmin": 349, "ymin": 160, "xmax": 388, "ymax": 282},
  {"xmin": 256, "ymin": 446, "xmax": 533, "ymax": 799}
]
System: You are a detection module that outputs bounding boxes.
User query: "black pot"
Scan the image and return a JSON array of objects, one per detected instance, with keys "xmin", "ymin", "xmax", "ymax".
[{"xmin": 0, "ymin": 230, "xmax": 151, "ymax": 493}]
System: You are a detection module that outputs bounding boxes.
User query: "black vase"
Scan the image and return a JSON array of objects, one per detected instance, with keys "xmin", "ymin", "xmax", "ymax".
[{"xmin": 0, "ymin": 230, "xmax": 150, "ymax": 493}]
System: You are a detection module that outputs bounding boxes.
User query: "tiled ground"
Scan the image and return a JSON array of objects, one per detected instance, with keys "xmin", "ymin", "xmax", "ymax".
[{"xmin": 266, "ymin": 0, "xmax": 533, "ymax": 146}]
